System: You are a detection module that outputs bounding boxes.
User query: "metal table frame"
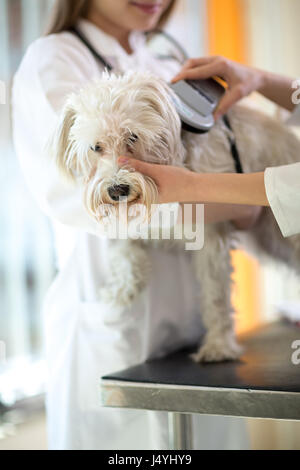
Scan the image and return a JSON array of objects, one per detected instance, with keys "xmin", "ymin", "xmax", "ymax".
[{"xmin": 100, "ymin": 322, "xmax": 300, "ymax": 450}]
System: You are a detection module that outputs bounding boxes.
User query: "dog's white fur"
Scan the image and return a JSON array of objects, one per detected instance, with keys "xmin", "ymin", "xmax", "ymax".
[{"xmin": 50, "ymin": 70, "xmax": 300, "ymax": 362}]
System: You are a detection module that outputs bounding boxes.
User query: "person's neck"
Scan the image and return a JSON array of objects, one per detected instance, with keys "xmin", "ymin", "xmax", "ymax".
[{"xmin": 86, "ymin": 11, "xmax": 133, "ymax": 54}]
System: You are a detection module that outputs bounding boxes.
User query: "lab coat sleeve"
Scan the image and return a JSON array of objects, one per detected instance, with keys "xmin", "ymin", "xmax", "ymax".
[
  {"xmin": 264, "ymin": 163, "xmax": 300, "ymax": 237},
  {"xmin": 12, "ymin": 34, "xmax": 107, "ymax": 237},
  {"xmin": 264, "ymin": 104, "xmax": 300, "ymax": 237}
]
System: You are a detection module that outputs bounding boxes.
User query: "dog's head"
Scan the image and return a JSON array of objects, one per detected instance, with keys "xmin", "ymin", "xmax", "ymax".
[{"xmin": 50, "ymin": 70, "xmax": 185, "ymax": 222}]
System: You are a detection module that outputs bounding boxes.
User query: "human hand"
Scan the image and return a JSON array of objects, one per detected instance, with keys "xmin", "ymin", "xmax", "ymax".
[
  {"xmin": 118, "ymin": 157, "xmax": 195, "ymax": 204},
  {"xmin": 172, "ymin": 56, "xmax": 266, "ymax": 120}
]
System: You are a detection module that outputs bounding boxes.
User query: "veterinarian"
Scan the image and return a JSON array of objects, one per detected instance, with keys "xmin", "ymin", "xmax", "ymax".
[
  {"xmin": 119, "ymin": 57, "xmax": 300, "ymax": 238},
  {"xmin": 12, "ymin": 0, "xmax": 249, "ymax": 450}
]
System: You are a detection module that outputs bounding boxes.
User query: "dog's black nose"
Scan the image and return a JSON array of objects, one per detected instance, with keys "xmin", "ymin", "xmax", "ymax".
[{"xmin": 108, "ymin": 184, "xmax": 130, "ymax": 201}]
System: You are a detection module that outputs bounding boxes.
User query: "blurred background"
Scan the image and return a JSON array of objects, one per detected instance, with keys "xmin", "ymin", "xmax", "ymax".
[{"xmin": 1, "ymin": 0, "xmax": 300, "ymax": 450}]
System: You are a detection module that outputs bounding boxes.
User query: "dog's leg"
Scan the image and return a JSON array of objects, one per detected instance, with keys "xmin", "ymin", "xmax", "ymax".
[
  {"xmin": 191, "ymin": 224, "xmax": 243, "ymax": 363},
  {"xmin": 99, "ymin": 239, "xmax": 151, "ymax": 307}
]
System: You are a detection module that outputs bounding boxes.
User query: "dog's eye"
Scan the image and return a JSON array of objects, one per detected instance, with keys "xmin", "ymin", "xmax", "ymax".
[
  {"xmin": 127, "ymin": 134, "xmax": 138, "ymax": 153},
  {"xmin": 128, "ymin": 133, "xmax": 138, "ymax": 145},
  {"xmin": 90, "ymin": 144, "xmax": 103, "ymax": 153}
]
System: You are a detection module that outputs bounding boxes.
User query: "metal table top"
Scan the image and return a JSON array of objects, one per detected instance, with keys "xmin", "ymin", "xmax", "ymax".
[{"xmin": 100, "ymin": 322, "xmax": 300, "ymax": 420}]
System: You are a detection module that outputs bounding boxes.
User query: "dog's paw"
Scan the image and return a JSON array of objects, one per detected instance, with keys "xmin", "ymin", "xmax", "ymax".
[
  {"xmin": 99, "ymin": 284, "xmax": 139, "ymax": 307},
  {"xmin": 190, "ymin": 340, "xmax": 243, "ymax": 363}
]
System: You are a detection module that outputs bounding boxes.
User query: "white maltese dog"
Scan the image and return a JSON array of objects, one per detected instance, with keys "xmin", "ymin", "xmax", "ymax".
[{"xmin": 50, "ymin": 70, "xmax": 300, "ymax": 362}]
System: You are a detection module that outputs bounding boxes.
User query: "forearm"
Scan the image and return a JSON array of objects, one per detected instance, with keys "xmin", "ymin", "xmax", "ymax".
[
  {"xmin": 182, "ymin": 172, "xmax": 269, "ymax": 206},
  {"xmin": 118, "ymin": 157, "xmax": 270, "ymax": 207},
  {"xmin": 258, "ymin": 70, "xmax": 296, "ymax": 112}
]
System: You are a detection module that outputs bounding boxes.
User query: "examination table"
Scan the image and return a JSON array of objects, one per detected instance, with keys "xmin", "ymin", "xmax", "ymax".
[{"xmin": 100, "ymin": 321, "xmax": 300, "ymax": 449}]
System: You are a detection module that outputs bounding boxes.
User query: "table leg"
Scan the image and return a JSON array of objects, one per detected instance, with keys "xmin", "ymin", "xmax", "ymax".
[{"xmin": 168, "ymin": 412, "xmax": 193, "ymax": 450}]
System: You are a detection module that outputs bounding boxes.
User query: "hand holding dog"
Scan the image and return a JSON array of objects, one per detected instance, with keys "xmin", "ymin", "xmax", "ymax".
[
  {"xmin": 118, "ymin": 157, "xmax": 268, "ymax": 208},
  {"xmin": 118, "ymin": 156, "xmax": 193, "ymax": 203}
]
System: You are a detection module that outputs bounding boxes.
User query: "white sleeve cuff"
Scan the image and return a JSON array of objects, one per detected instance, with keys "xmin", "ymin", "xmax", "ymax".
[{"xmin": 264, "ymin": 165, "xmax": 300, "ymax": 237}]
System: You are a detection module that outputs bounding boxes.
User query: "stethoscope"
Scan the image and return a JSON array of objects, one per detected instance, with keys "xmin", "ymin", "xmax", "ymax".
[
  {"xmin": 68, "ymin": 27, "xmax": 243, "ymax": 174},
  {"xmin": 69, "ymin": 26, "xmax": 189, "ymax": 71}
]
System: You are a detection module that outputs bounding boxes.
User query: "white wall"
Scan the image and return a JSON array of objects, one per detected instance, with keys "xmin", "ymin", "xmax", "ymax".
[{"xmin": 166, "ymin": 0, "xmax": 208, "ymax": 57}]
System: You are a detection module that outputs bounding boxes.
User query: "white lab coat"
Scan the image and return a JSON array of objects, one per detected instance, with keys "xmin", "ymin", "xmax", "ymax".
[
  {"xmin": 265, "ymin": 105, "xmax": 300, "ymax": 237},
  {"xmin": 12, "ymin": 19, "xmax": 249, "ymax": 450}
]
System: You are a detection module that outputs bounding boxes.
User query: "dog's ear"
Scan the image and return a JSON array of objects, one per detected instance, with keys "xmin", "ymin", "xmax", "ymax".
[
  {"xmin": 139, "ymin": 76, "xmax": 184, "ymax": 164},
  {"xmin": 144, "ymin": 77, "xmax": 181, "ymax": 131},
  {"xmin": 143, "ymin": 77, "xmax": 175, "ymax": 114},
  {"xmin": 49, "ymin": 101, "xmax": 77, "ymax": 181}
]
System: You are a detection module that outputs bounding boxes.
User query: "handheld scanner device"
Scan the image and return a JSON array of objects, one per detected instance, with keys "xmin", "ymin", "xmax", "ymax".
[{"xmin": 170, "ymin": 78, "xmax": 226, "ymax": 134}]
